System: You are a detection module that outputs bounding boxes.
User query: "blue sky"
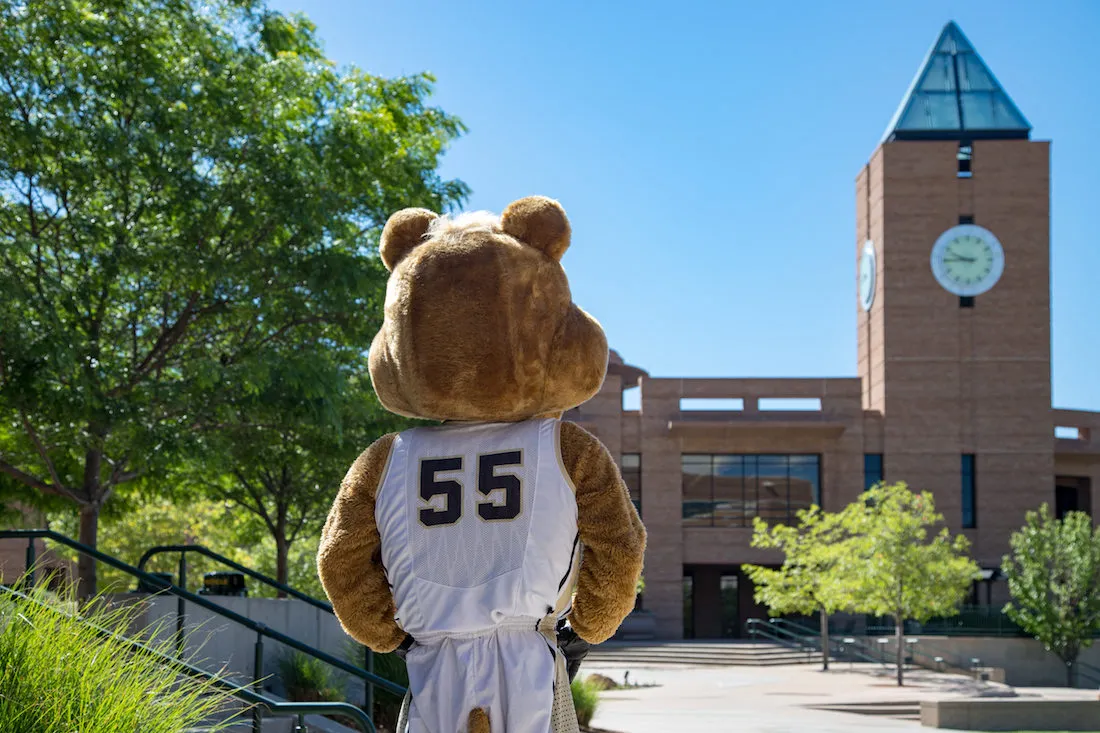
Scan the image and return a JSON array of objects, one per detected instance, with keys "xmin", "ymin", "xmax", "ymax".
[{"xmin": 270, "ymin": 0, "xmax": 1100, "ymax": 412}]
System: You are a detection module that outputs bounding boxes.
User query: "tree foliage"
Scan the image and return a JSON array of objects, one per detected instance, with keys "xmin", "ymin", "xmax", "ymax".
[
  {"xmin": 743, "ymin": 506, "xmax": 852, "ymax": 670},
  {"xmin": 839, "ymin": 482, "xmax": 979, "ymax": 685},
  {"xmin": 1002, "ymin": 503, "xmax": 1100, "ymax": 686},
  {"xmin": 0, "ymin": 0, "xmax": 467, "ymax": 595},
  {"xmin": 194, "ymin": 352, "xmax": 416, "ymax": 592}
]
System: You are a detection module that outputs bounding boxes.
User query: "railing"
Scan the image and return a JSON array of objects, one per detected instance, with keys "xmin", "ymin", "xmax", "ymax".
[
  {"xmin": 743, "ymin": 618, "xmax": 822, "ymax": 663},
  {"xmin": 751, "ymin": 618, "xmax": 888, "ymax": 667},
  {"xmin": 777, "ymin": 617, "xmax": 1012, "ymax": 680},
  {"xmin": 135, "ymin": 543, "xmax": 378, "ymax": 712},
  {"xmin": 0, "ymin": 529, "xmax": 404, "ymax": 733},
  {"xmin": 0, "ymin": 582, "xmax": 377, "ymax": 733},
  {"xmin": 864, "ymin": 607, "xmax": 1031, "ymax": 638},
  {"xmin": 1074, "ymin": 660, "xmax": 1100, "ymax": 688}
]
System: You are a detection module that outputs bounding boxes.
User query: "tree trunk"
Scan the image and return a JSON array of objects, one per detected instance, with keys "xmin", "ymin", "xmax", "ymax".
[
  {"xmin": 77, "ymin": 502, "xmax": 100, "ymax": 599},
  {"xmin": 275, "ymin": 534, "xmax": 289, "ymax": 599},
  {"xmin": 1066, "ymin": 658, "xmax": 1077, "ymax": 688},
  {"xmin": 895, "ymin": 614, "xmax": 905, "ymax": 686},
  {"xmin": 820, "ymin": 608, "xmax": 830, "ymax": 671}
]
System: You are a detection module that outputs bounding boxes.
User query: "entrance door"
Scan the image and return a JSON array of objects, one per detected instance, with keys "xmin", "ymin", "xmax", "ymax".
[{"xmin": 720, "ymin": 574, "xmax": 739, "ymax": 638}]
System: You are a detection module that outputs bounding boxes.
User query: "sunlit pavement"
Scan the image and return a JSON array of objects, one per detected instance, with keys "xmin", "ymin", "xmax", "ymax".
[{"xmin": 580, "ymin": 662, "xmax": 1087, "ymax": 733}]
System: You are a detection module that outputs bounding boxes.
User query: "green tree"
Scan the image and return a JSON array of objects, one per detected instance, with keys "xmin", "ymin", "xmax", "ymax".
[
  {"xmin": 1002, "ymin": 503, "xmax": 1100, "ymax": 687},
  {"xmin": 840, "ymin": 482, "xmax": 980, "ymax": 685},
  {"xmin": 48, "ymin": 491, "xmax": 266, "ymax": 594},
  {"xmin": 195, "ymin": 355, "xmax": 414, "ymax": 593},
  {"xmin": 743, "ymin": 506, "xmax": 852, "ymax": 671},
  {"xmin": 0, "ymin": 0, "xmax": 467, "ymax": 597}
]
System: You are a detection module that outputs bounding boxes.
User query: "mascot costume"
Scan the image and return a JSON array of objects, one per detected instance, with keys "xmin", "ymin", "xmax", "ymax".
[{"xmin": 317, "ymin": 196, "xmax": 647, "ymax": 733}]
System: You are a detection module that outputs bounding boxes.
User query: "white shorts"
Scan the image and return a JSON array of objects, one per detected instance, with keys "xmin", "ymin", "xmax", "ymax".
[{"xmin": 404, "ymin": 619, "xmax": 557, "ymax": 733}]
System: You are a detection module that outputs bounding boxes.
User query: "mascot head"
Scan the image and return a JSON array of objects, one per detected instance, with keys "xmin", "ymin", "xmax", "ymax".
[{"xmin": 368, "ymin": 196, "xmax": 608, "ymax": 422}]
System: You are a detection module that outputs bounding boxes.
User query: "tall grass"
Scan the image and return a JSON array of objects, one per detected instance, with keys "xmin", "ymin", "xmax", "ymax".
[
  {"xmin": 571, "ymin": 675, "xmax": 602, "ymax": 727},
  {"xmin": 0, "ymin": 579, "xmax": 242, "ymax": 733}
]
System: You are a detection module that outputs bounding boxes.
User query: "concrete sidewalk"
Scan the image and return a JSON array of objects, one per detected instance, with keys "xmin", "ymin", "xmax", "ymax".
[{"xmin": 581, "ymin": 663, "xmax": 1099, "ymax": 733}]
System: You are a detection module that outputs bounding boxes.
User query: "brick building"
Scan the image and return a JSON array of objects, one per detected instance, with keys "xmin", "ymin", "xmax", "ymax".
[{"xmin": 565, "ymin": 21, "xmax": 1100, "ymax": 641}]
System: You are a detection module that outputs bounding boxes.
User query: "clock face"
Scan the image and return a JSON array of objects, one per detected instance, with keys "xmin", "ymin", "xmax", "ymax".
[
  {"xmin": 859, "ymin": 240, "xmax": 876, "ymax": 311},
  {"xmin": 930, "ymin": 224, "xmax": 1005, "ymax": 297}
]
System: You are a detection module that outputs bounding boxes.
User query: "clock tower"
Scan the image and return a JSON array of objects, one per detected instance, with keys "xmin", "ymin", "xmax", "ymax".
[{"xmin": 856, "ymin": 22, "xmax": 1052, "ymax": 580}]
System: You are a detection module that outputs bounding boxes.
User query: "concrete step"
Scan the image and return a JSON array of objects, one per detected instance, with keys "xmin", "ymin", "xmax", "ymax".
[
  {"xmin": 805, "ymin": 701, "xmax": 922, "ymax": 720},
  {"xmin": 586, "ymin": 641, "xmax": 822, "ymax": 667}
]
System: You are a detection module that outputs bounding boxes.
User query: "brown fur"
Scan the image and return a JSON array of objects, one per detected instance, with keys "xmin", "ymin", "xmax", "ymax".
[
  {"xmin": 559, "ymin": 421, "xmax": 647, "ymax": 643},
  {"xmin": 316, "ymin": 433, "xmax": 407, "ymax": 652},
  {"xmin": 319, "ymin": 196, "xmax": 646, "ymax": 731},
  {"xmin": 468, "ymin": 707, "xmax": 490, "ymax": 733},
  {"xmin": 368, "ymin": 196, "xmax": 608, "ymax": 422}
]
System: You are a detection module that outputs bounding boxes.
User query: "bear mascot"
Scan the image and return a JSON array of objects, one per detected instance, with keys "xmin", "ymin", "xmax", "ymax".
[{"xmin": 317, "ymin": 196, "xmax": 647, "ymax": 733}]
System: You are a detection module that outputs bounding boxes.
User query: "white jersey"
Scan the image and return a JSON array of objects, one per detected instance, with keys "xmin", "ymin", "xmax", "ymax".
[{"xmin": 375, "ymin": 418, "xmax": 581, "ymax": 733}]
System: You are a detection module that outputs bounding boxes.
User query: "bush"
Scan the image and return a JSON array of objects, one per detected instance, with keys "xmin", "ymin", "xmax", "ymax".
[
  {"xmin": 571, "ymin": 676, "xmax": 602, "ymax": 727},
  {"xmin": 277, "ymin": 649, "xmax": 345, "ymax": 702},
  {"xmin": 0, "ymin": 581, "xmax": 239, "ymax": 733}
]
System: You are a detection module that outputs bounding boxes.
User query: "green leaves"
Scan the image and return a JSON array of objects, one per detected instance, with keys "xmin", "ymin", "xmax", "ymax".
[
  {"xmin": 0, "ymin": 0, "xmax": 468, "ymax": 593},
  {"xmin": 743, "ymin": 483, "xmax": 980, "ymax": 682},
  {"xmin": 1002, "ymin": 504, "xmax": 1100, "ymax": 675},
  {"xmin": 840, "ymin": 483, "xmax": 979, "ymax": 624},
  {"xmin": 744, "ymin": 505, "xmax": 852, "ymax": 617}
]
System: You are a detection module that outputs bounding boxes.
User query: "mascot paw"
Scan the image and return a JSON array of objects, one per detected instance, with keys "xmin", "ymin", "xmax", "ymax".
[{"xmin": 468, "ymin": 707, "xmax": 490, "ymax": 733}]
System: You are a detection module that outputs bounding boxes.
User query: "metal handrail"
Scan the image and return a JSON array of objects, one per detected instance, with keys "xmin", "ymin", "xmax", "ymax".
[
  {"xmin": 1074, "ymin": 660, "xmax": 1100, "ymax": 688},
  {"xmin": 744, "ymin": 618, "xmax": 819, "ymax": 656},
  {"xmin": 137, "ymin": 544, "xmax": 331, "ymax": 612},
  {"xmin": 748, "ymin": 617, "xmax": 886, "ymax": 666},
  {"xmin": 0, "ymin": 583, "xmax": 376, "ymax": 732},
  {"xmin": 137, "ymin": 541, "xmax": 379, "ymax": 712},
  {"xmin": 771, "ymin": 617, "xmax": 979, "ymax": 672},
  {"xmin": 0, "ymin": 529, "xmax": 404, "ymax": 733}
]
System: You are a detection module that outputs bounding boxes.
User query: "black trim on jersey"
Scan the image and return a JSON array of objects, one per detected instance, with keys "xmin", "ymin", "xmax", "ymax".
[{"xmin": 558, "ymin": 532, "xmax": 580, "ymax": 591}]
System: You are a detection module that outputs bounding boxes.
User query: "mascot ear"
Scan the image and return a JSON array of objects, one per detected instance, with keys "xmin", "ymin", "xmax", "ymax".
[
  {"xmin": 379, "ymin": 208, "xmax": 439, "ymax": 271},
  {"xmin": 500, "ymin": 196, "xmax": 571, "ymax": 261}
]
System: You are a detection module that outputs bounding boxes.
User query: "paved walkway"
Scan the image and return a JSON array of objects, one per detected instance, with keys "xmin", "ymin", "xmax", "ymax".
[{"xmin": 581, "ymin": 662, "xmax": 1099, "ymax": 733}]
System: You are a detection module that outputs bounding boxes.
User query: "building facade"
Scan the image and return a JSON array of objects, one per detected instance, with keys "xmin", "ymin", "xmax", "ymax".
[{"xmin": 565, "ymin": 22, "xmax": 1100, "ymax": 641}]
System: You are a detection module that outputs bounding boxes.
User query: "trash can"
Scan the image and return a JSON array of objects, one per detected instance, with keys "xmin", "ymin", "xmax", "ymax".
[{"xmin": 199, "ymin": 571, "xmax": 248, "ymax": 597}]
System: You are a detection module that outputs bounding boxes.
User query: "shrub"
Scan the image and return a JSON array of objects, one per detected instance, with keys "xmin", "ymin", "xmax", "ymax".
[
  {"xmin": 0, "ymin": 581, "xmax": 240, "ymax": 733},
  {"xmin": 571, "ymin": 675, "xmax": 602, "ymax": 727},
  {"xmin": 277, "ymin": 649, "xmax": 345, "ymax": 702}
]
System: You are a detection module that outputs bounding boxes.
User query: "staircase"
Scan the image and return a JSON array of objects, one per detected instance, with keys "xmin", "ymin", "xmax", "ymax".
[
  {"xmin": 586, "ymin": 640, "xmax": 823, "ymax": 667},
  {"xmin": 804, "ymin": 700, "xmax": 922, "ymax": 722}
]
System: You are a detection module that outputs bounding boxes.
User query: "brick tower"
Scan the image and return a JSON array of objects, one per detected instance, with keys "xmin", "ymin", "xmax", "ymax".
[{"xmin": 856, "ymin": 22, "xmax": 1052, "ymax": 582}]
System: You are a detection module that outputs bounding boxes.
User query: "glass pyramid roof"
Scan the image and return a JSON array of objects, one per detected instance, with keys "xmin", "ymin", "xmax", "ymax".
[{"xmin": 882, "ymin": 21, "xmax": 1031, "ymax": 142}]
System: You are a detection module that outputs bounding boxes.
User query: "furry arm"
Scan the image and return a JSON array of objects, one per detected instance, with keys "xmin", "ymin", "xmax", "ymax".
[
  {"xmin": 559, "ymin": 420, "xmax": 647, "ymax": 644},
  {"xmin": 316, "ymin": 433, "xmax": 407, "ymax": 652}
]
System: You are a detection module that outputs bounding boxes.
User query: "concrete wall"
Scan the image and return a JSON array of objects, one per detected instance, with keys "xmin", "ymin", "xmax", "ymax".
[
  {"xmin": 119, "ymin": 594, "xmax": 369, "ymax": 701},
  {"xmin": 871, "ymin": 634, "xmax": 1100, "ymax": 688}
]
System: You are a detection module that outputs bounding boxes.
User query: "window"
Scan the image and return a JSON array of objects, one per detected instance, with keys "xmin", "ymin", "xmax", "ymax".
[
  {"xmin": 864, "ymin": 454, "xmax": 883, "ymax": 491},
  {"xmin": 958, "ymin": 215, "xmax": 974, "ymax": 224},
  {"xmin": 622, "ymin": 453, "xmax": 641, "ymax": 515},
  {"xmin": 681, "ymin": 454, "xmax": 820, "ymax": 527},
  {"xmin": 962, "ymin": 454, "xmax": 976, "ymax": 528},
  {"xmin": 1055, "ymin": 476, "xmax": 1092, "ymax": 520},
  {"xmin": 957, "ymin": 142, "xmax": 973, "ymax": 178},
  {"xmin": 960, "ymin": 296, "xmax": 975, "ymax": 308}
]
